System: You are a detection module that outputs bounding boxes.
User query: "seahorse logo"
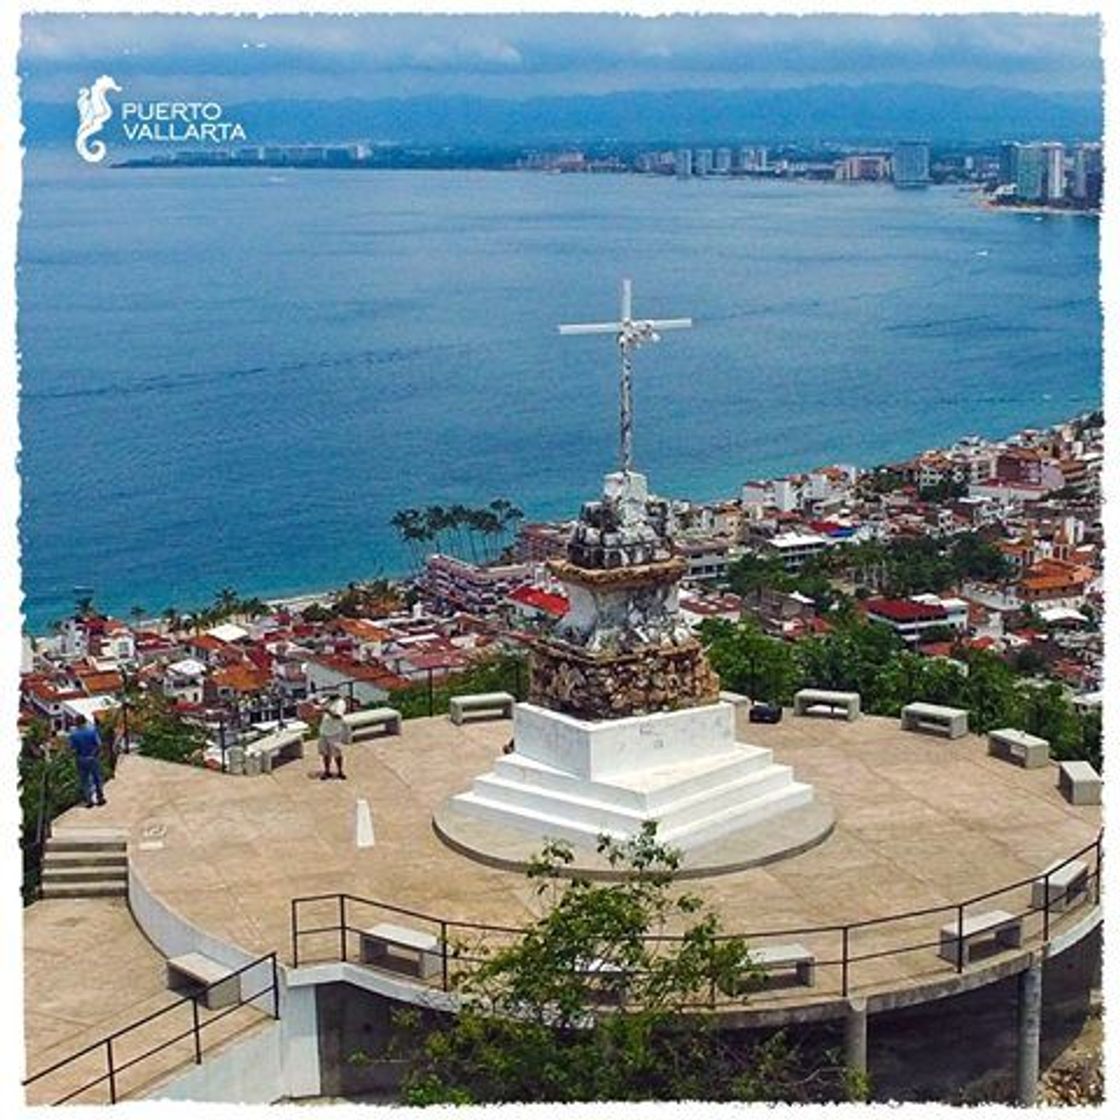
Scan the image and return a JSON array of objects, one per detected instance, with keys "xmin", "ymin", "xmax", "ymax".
[{"xmin": 75, "ymin": 75, "xmax": 122, "ymax": 163}]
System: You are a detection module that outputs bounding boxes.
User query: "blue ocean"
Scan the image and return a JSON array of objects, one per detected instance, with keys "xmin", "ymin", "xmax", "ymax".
[{"xmin": 17, "ymin": 153, "xmax": 1101, "ymax": 632}]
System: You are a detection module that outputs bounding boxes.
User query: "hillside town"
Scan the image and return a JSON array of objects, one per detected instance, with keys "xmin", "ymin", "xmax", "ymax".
[{"xmin": 19, "ymin": 410, "xmax": 1103, "ymax": 762}]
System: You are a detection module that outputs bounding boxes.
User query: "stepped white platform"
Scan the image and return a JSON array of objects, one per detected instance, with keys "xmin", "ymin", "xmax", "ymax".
[{"xmin": 435, "ymin": 701, "xmax": 834, "ymax": 877}]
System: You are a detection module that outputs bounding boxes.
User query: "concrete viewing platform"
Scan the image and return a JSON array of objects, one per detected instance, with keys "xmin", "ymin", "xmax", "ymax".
[{"xmin": 24, "ymin": 708, "xmax": 1100, "ymax": 1099}]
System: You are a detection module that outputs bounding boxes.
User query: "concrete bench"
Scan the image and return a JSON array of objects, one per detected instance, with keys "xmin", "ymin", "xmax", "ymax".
[
  {"xmin": 751, "ymin": 942, "xmax": 817, "ymax": 986},
  {"xmin": 448, "ymin": 691, "xmax": 515, "ymax": 726},
  {"xmin": 938, "ymin": 909, "xmax": 1022, "ymax": 966},
  {"xmin": 794, "ymin": 689, "xmax": 861, "ymax": 721},
  {"xmin": 575, "ymin": 956, "xmax": 630, "ymax": 1003},
  {"xmin": 166, "ymin": 952, "xmax": 239, "ymax": 1009},
  {"xmin": 901, "ymin": 702, "xmax": 969, "ymax": 740},
  {"xmin": 1031, "ymin": 858, "xmax": 1089, "ymax": 912},
  {"xmin": 245, "ymin": 727, "xmax": 304, "ymax": 774},
  {"xmin": 1058, "ymin": 761, "xmax": 1102, "ymax": 806},
  {"xmin": 343, "ymin": 707, "xmax": 402, "ymax": 741},
  {"xmin": 988, "ymin": 728, "xmax": 1049, "ymax": 769},
  {"xmin": 359, "ymin": 922, "xmax": 443, "ymax": 979},
  {"xmin": 719, "ymin": 690, "xmax": 752, "ymax": 712}
]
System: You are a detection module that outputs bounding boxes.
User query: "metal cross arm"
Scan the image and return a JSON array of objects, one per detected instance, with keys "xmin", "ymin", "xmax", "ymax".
[{"xmin": 558, "ymin": 278, "xmax": 693, "ymax": 472}]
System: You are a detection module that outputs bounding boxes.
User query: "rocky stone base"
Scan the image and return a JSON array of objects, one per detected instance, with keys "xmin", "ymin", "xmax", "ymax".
[{"xmin": 529, "ymin": 638, "xmax": 720, "ymax": 720}]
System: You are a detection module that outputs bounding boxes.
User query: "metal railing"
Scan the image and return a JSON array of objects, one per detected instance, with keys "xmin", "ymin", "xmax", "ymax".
[
  {"xmin": 290, "ymin": 832, "xmax": 1102, "ymax": 1006},
  {"xmin": 22, "ymin": 951, "xmax": 280, "ymax": 1106}
]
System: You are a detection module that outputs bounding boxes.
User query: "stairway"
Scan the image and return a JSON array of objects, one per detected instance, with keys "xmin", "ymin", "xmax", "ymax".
[{"xmin": 39, "ymin": 829, "xmax": 129, "ymax": 899}]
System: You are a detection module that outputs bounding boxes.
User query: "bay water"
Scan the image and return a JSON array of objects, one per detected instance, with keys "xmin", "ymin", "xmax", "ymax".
[{"xmin": 17, "ymin": 153, "xmax": 1101, "ymax": 632}]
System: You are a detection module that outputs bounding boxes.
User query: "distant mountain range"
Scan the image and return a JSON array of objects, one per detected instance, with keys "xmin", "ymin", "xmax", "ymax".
[{"xmin": 24, "ymin": 82, "xmax": 1102, "ymax": 149}]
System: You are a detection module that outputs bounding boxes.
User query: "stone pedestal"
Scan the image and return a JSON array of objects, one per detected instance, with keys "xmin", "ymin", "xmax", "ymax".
[
  {"xmin": 529, "ymin": 638, "xmax": 719, "ymax": 721},
  {"xmin": 437, "ymin": 466, "xmax": 828, "ymax": 872},
  {"xmin": 443, "ymin": 701, "xmax": 819, "ymax": 855}
]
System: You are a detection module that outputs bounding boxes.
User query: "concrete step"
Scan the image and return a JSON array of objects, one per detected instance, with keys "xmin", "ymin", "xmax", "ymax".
[
  {"xmin": 39, "ymin": 881, "xmax": 129, "ymax": 899},
  {"xmin": 41, "ymin": 851, "xmax": 128, "ymax": 870},
  {"xmin": 472, "ymin": 763, "xmax": 796, "ymax": 837},
  {"xmin": 660, "ymin": 783, "xmax": 815, "ymax": 849},
  {"xmin": 46, "ymin": 829, "xmax": 128, "ymax": 854},
  {"xmin": 492, "ymin": 745, "xmax": 775, "ymax": 813},
  {"xmin": 41, "ymin": 865, "xmax": 129, "ymax": 885}
]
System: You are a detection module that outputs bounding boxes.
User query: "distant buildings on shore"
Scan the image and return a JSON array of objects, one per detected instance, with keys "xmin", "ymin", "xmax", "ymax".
[
  {"xmin": 994, "ymin": 140, "xmax": 1102, "ymax": 208},
  {"xmin": 119, "ymin": 137, "xmax": 1100, "ymax": 212}
]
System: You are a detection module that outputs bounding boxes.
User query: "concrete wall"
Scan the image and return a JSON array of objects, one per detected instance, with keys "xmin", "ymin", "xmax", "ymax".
[
  {"xmin": 128, "ymin": 863, "xmax": 274, "ymax": 1015},
  {"xmin": 128, "ymin": 863, "xmax": 324, "ymax": 1101},
  {"xmin": 154, "ymin": 1020, "xmax": 285, "ymax": 1103}
]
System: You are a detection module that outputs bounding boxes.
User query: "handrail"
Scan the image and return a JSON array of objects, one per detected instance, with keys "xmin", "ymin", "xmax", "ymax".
[
  {"xmin": 290, "ymin": 831, "xmax": 1103, "ymax": 1002},
  {"xmin": 23, "ymin": 950, "xmax": 279, "ymax": 1105}
]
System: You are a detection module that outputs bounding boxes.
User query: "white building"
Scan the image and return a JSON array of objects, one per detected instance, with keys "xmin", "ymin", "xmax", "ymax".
[{"xmin": 763, "ymin": 531, "xmax": 833, "ymax": 571}]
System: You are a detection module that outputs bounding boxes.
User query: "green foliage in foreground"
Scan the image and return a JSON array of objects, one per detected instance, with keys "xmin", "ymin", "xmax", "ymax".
[
  {"xmin": 396, "ymin": 825, "xmax": 857, "ymax": 1104},
  {"xmin": 389, "ymin": 650, "xmax": 528, "ymax": 720}
]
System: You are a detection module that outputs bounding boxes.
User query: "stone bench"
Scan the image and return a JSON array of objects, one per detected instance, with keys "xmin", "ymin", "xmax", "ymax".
[
  {"xmin": 245, "ymin": 727, "xmax": 304, "ymax": 774},
  {"xmin": 988, "ymin": 728, "xmax": 1050, "ymax": 769},
  {"xmin": 1031, "ymin": 858, "xmax": 1090, "ymax": 912},
  {"xmin": 359, "ymin": 922, "xmax": 443, "ymax": 979},
  {"xmin": 719, "ymin": 690, "xmax": 752, "ymax": 712},
  {"xmin": 575, "ymin": 956, "xmax": 630, "ymax": 1003},
  {"xmin": 1058, "ymin": 761, "xmax": 1102, "ymax": 806},
  {"xmin": 448, "ymin": 692, "xmax": 515, "ymax": 726},
  {"xmin": 751, "ymin": 942, "xmax": 817, "ymax": 987},
  {"xmin": 794, "ymin": 689, "xmax": 861, "ymax": 721},
  {"xmin": 166, "ymin": 952, "xmax": 240, "ymax": 1009},
  {"xmin": 343, "ymin": 707, "xmax": 402, "ymax": 741},
  {"xmin": 901, "ymin": 702, "xmax": 969, "ymax": 740},
  {"xmin": 938, "ymin": 909, "xmax": 1022, "ymax": 966}
]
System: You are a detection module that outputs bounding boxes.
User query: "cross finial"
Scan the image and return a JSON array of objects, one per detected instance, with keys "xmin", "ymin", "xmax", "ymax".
[{"xmin": 558, "ymin": 279, "xmax": 692, "ymax": 473}]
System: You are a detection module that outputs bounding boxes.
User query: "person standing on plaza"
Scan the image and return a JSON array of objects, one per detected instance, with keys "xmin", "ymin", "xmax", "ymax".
[
  {"xmin": 317, "ymin": 697, "xmax": 351, "ymax": 780},
  {"xmin": 69, "ymin": 714, "xmax": 106, "ymax": 807}
]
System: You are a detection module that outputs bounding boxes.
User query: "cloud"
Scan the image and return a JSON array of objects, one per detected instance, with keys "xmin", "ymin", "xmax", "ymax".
[{"xmin": 18, "ymin": 12, "xmax": 1102, "ymax": 103}]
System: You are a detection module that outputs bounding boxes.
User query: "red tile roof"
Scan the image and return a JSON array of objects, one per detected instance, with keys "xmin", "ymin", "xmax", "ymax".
[
  {"xmin": 864, "ymin": 597, "xmax": 947, "ymax": 623},
  {"xmin": 508, "ymin": 586, "xmax": 569, "ymax": 617}
]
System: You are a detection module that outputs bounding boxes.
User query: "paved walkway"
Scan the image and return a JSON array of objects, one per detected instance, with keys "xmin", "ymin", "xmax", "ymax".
[{"xmin": 23, "ymin": 898, "xmax": 267, "ymax": 1104}]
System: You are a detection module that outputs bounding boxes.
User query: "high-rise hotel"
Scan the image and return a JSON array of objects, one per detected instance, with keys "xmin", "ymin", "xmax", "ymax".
[{"xmin": 892, "ymin": 140, "xmax": 931, "ymax": 188}]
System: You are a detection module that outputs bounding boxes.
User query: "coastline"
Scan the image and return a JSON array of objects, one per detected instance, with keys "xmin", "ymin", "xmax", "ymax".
[
  {"xmin": 27, "ymin": 406, "xmax": 1100, "ymax": 640},
  {"xmin": 975, "ymin": 195, "xmax": 1099, "ymax": 219}
]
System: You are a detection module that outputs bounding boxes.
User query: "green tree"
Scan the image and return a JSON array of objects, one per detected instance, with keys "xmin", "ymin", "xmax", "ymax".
[
  {"xmin": 401, "ymin": 825, "xmax": 855, "ymax": 1105},
  {"xmin": 698, "ymin": 619, "xmax": 801, "ymax": 704},
  {"xmin": 726, "ymin": 554, "xmax": 793, "ymax": 598},
  {"xmin": 128, "ymin": 693, "xmax": 209, "ymax": 763},
  {"xmin": 948, "ymin": 533, "xmax": 1012, "ymax": 583},
  {"xmin": 389, "ymin": 651, "xmax": 528, "ymax": 719}
]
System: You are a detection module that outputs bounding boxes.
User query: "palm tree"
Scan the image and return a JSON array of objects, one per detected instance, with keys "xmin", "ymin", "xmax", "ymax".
[
  {"xmin": 391, "ymin": 508, "xmax": 435, "ymax": 572},
  {"xmin": 212, "ymin": 586, "xmax": 240, "ymax": 619},
  {"xmin": 425, "ymin": 505, "xmax": 451, "ymax": 555},
  {"xmin": 493, "ymin": 499, "xmax": 524, "ymax": 551}
]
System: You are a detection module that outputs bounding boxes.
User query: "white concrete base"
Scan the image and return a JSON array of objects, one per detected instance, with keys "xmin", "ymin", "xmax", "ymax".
[{"xmin": 446, "ymin": 701, "xmax": 817, "ymax": 853}]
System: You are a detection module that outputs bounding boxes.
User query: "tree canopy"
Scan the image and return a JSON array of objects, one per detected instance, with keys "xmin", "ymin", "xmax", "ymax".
[{"xmin": 399, "ymin": 824, "xmax": 859, "ymax": 1104}]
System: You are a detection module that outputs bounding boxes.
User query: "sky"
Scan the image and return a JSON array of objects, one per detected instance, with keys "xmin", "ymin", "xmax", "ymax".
[{"xmin": 19, "ymin": 11, "xmax": 1103, "ymax": 104}]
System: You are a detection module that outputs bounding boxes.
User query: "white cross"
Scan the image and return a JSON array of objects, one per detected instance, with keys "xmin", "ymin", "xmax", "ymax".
[{"xmin": 558, "ymin": 279, "xmax": 692, "ymax": 473}]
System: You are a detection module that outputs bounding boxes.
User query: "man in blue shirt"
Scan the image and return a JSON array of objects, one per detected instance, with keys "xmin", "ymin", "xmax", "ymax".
[{"xmin": 69, "ymin": 715, "xmax": 106, "ymax": 808}]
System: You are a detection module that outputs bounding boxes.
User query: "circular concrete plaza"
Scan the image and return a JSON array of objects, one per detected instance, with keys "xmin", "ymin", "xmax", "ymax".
[{"xmin": 84, "ymin": 708, "xmax": 1100, "ymax": 1010}]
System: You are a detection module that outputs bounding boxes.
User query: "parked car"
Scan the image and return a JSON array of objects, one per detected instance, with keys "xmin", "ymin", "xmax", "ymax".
[{"xmin": 748, "ymin": 701, "xmax": 783, "ymax": 724}]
